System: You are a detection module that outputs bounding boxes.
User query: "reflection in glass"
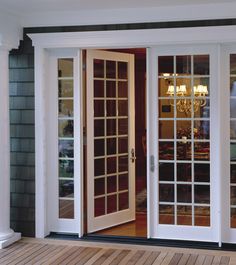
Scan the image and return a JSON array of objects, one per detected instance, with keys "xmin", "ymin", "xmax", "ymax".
[
  {"xmin": 118, "ymin": 62, "xmax": 128, "ymax": 79},
  {"xmin": 230, "ymin": 99, "xmax": 236, "ymax": 118},
  {"xmin": 159, "ymin": 184, "xmax": 174, "ymax": 202},
  {"xmin": 94, "ymin": 120, "xmax": 104, "ymax": 137},
  {"xmin": 59, "ymin": 200, "xmax": 74, "ymax": 219},
  {"xmin": 177, "ymin": 163, "xmax": 191, "ymax": 182},
  {"xmin": 58, "ymin": 120, "xmax": 74, "ymax": 137},
  {"xmin": 95, "ymin": 197, "xmax": 105, "ymax": 217},
  {"xmin": 119, "ymin": 192, "xmax": 129, "ymax": 210},
  {"xmin": 231, "ymin": 165, "xmax": 236, "ymax": 183},
  {"xmin": 158, "ymin": 56, "xmax": 174, "ymax": 76},
  {"xmin": 106, "ymin": 60, "xmax": 116, "ymax": 78},
  {"xmin": 107, "ymin": 119, "xmax": 116, "ymax": 136},
  {"xmin": 177, "ymin": 206, "xmax": 192, "ymax": 225},
  {"xmin": 107, "ymin": 175, "xmax": 117, "ymax": 193},
  {"xmin": 194, "ymin": 185, "xmax": 210, "ymax": 204},
  {"xmin": 106, "ymin": 81, "xmax": 116, "ymax": 98},
  {"xmin": 231, "ymin": 208, "xmax": 236, "ymax": 228},
  {"xmin": 107, "ymin": 138, "xmax": 116, "ymax": 155},
  {"xmin": 118, "ymin": 81, "xmax": 128, "ymax": 98},
  {"xmin": 194, "ymin": 142, "xmax": 210, "ymax": 161},
  {"xmin": 94, "ymin": 80, "xmax": 104, "ymax": 98},
  {"xmin": 107, "ymin": 157, "xmax": 117, "ymax": 174},
  {"xmin": 176, "ymin": 120, "xmax": 191, "ymax": 139},
  {"xmin": 176, "ymin": 56, "xmax": 191, "ymax": 75},
  {"xmin": 59, "ymin": 100, "xmax": 73, "ymax": 117},
  {"xmin": 59, "ymin": 160, "xmax": 74, "ymax": 179},
  {"xmin": 194, "ymin": 120, "xmax": 210, "ymax": 139},
  {"xmin": 107, "ymin": 195, "xmax": 117, "ymax": 214},
  {"xmin": 59, "ymin": 180, "xmax": 74, "ymax": 198},
  {"xmin": 95, "ymin": 178, "xmax": 105, "ymax": 196},
  {"xmin": 94, "ymin": 158, "xmax": 105, "ymax": 176},
  {"xmin": 59, "ymin": 140, "xmax": 74, "ymax": 158},
  {"xmin": 194, "ymin": 163, "xmax": 210, "ymax": 182},
  {"xmin": 177, "ymin": 142, "xmax": 192, "ymax": 160},
  {"xmin": 230, "ymin": 78, "xmax": 236, "ymax": 96},
  {"xmin": 194, "ymin": 77, "xmax": 210, "ymax": 96},
  {"xmin": 118, "ymin": 137, "xmax": 128, "ymax": 154},
  {"xmin": 194, "ymin": 206, "xmax": 210, "ymax": 226},
  {"xmin": 58, "ymin": 80, "xmax": 73, "ymax": 97},
  {"xmin": 176, "ymin": 78, "xmax": 191, "ymax": 96},
  {"xmin": 94, "ymin": 100, "xmax": 104, "ymax": 117},
  {"xmin": 158, "ymin": 77, "xmax": 174, "ymax": 97},
  {"xmin": 231, "ymin": 186, "xmax": 236, "ymax": 205},
  {"xmin": 231, "ymin": 143, "xmax": 236, "ymax": 161},
  {"xmin": 107, "ymin": 100, "xmax": 116, "ymax": 116},
  {"xmin": 159, "ymin": 163, "xmax": 174, "ymax": 181},
  {"xmin": 119, "ymin": 174, "xmax": 128, "ymax": 191},
  {"xmin": 58, "ymin": 58, "xmax": 73, "ymax": 78},
  {"xmin": 159, "ymin": 141, "xmax": 174, "ymax": 160},
  {"xmin": 94, "ymin": 59, "xmax": 104, "ymax": 78},
  {"xmin": 118, "ymin": 118, "xmax": 128, "ymax": 135},
  {"xmin": 118, "ymin": 100, "xmax": 128, "ymax": 116},
  {"xmin": 119, "ymin": 156, "xmax": 128, "ymax": 172},
  {"xmin": 159, "ymin": 205, "xmax": 174, "ymax": 224},
  {"xmin": 230, "ymin": 54, "xmax": 236, "ymax": 75},
  {"xmin": 193, "ymin": 55, "xmax": 209, "ymax": 75},
  {"xmin": 159, "ymin": 120, "xmax": 174, "ymax": 139},
  {"xmin": 194, "ymin": 99, "xmax": 210, "ymax": 118},
  {"xmin": 159, "ymin": 99, "xmax": 174, "ymax": 118},
  {"xmin": 177, "ymin": 184, "xmax": 192, "ymax": 203},
  {"xmin": 94, "ymin": 139, "xmax": 104, "ymax": 157},
  {"xmin": 231, "ymin": 121, "xmax": 236, "ymax": 140}
]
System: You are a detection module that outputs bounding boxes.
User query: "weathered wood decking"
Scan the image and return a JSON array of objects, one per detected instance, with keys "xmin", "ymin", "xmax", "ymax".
[{"xmin": 0, "ymin": 238, "xmax": 233, "ymax": 265}]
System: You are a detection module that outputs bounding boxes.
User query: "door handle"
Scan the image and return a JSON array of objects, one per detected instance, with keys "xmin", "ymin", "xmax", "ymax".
[{"xmin": 130, "ymin": 148, "xmax": 136, "ymax": 163}]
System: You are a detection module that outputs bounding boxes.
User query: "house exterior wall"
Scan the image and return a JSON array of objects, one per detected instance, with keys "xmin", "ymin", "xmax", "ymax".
[{"xmin": 9, "ymin": 37, "xmax": 35, "ymax": 237}]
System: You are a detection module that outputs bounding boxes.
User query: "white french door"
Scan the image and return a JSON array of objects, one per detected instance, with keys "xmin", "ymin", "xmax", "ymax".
[
  {"xmin": 86, "ymin": 50, "xmax": 135, "ymax": 233},
  {"xmin": 148, "ymin": 45, "xmax": 220, "ymax": 242}
]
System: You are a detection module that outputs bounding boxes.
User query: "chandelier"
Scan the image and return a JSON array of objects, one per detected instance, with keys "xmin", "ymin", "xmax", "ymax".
[{"xmin": 166, "ymin": 84, "xmax": 208, "ymax": 114}]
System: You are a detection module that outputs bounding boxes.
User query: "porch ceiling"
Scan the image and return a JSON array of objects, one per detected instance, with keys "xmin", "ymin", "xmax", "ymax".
[{"xmin": 1, "ymin": 0, "xmax": 236, "ymax": 14}]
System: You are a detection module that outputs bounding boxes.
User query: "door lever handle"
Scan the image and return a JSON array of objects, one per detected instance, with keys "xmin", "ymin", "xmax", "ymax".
[{"xmin": 130, "ymin": 148, "xmax": 136, "ymax": 163}]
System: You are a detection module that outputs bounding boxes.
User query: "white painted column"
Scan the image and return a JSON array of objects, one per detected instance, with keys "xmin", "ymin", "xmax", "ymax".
[{"xmin": 0, "ymin": 47, "xmax": 21, "ymax": 249}]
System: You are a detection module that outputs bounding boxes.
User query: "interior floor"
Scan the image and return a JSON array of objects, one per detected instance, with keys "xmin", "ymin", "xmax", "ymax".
[{"xmin": 92, "ymin": 213, "xmax": 147, "ymax": 237}]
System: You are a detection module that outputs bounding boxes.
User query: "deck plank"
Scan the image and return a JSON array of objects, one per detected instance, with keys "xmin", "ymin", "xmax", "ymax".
[
  {"xmin": 126, "ymin": 250, "xmax": 146, "ymax": 265},
  {"xmin": 178, "ymin": 253, "xmax": 190, "ymax": 265},
  {"xmin": 195, "ymin": 255, "xmax": 206, "ymax": 265},
  {"xmin": 159, "ymin": 252, "xmax": 175, "ymax": 265},
  {"xmin": 203, "ymin": 255, "xmax": 214, "ymax": 265},
  {"xmin": 34, "ymin": 245, "xmax": 66, "ymax": 265},
  {"xmin": 186, "ymin": 254, "xmax": 198, "ymax": 265},
  {"xmin": 152, "ymin": 252, "xmax": 168, "ymax": 265},
  {"xmin": 67, "ymin": 247, "xmax": 100, "ymax": 265},
  {"xmin": 100, "ymin": 249, "xmax": 122, "ymax": 265},
  {"xmin": 169, "ymin": 253, "xmax": 183, "ymax": 265},
  {"xmin": 143, "ymin": 251, "xmax": 161, "ymax": 265},
  {"xmin": 110, "ymin": 249, "xmax": 131, "ymax": 265},
  {"xmin": 220, "ymin": 256, "xmax": 231, "ymax": 265}
]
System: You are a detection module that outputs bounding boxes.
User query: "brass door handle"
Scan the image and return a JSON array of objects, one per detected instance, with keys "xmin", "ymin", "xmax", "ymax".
[{"xmin": 130, "ymin": 148, "xmax": 136, "ymax": 163}]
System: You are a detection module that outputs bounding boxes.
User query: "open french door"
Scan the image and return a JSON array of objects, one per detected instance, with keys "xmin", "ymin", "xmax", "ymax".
[{"xmin": 86, "ymin": 50, "xmax": 135, "ymax": 233}]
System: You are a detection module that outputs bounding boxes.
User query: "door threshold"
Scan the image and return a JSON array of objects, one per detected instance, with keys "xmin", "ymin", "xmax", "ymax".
[{"xmin": 47, "ymin": 232, "xmax": 236, "ymax": 251}]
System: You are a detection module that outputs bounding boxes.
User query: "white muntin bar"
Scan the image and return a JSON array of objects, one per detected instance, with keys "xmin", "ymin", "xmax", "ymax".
[{"xmin": 0, "ymin": 47, "xmax": 21, "ymax": 249}]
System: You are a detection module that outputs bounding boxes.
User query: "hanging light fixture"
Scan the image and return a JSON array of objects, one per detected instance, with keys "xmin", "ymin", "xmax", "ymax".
[{"xmin": 167, "ymin": 84, "xmax": 208, "ymax": 114}]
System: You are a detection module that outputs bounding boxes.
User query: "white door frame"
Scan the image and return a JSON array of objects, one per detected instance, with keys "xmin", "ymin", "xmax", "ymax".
[
  {"xmin": 149, "ymin": 45, "xmax": 220, "ymax": 242},
  {"xmin": 29, "ymin": 25, "xmax": 236, "ymax": 242}
]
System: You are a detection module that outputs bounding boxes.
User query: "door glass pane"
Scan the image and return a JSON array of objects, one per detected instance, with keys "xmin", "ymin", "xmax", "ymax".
[
  {"xmin": 92, "ymin": 56, "xmax": 130, "ymax": 218},
  {"xmin": 158, "ymin": 54, "xmax": 210, "ymax": 227},
  {"xmin": 58, "ymin": 58, "xmax": 74, "ymax": 220}
]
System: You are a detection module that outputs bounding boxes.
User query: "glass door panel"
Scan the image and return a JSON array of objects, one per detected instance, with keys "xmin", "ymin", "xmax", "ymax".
[{"xmin": 87, "ymin": 50, "xmax": 135, "ymax": 233}]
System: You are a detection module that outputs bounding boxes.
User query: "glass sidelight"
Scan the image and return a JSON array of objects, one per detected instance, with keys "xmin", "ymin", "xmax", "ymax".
[
  {"xmin": 230, "ymin": 54, "xmax": 236, "ymax": 228},
  {"xmin": 58, "ymin": 58, "xmax": 75, "ymax": 219},
  {"xmin": 158, "ymin": 55, "xmax": 211, "ymax": 227}
]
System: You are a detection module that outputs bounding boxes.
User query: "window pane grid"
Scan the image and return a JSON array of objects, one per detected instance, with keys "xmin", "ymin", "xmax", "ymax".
[{"xmin": 158, "ymin": 54, "xmax": 210, "ymax": 226}]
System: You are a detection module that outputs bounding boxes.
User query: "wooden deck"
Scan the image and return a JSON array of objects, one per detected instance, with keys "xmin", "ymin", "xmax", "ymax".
[{"xmin": 0, "ymin": 238, "xmax": 234, "ymax": 265}]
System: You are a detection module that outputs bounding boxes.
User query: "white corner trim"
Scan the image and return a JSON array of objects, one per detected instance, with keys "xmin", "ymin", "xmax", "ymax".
[
  {"xmin": 0, "ymin": 233, "xmax": 21, "ymax": 249},
  {"xmin": 29, "ymin": 25, "xmax": 236, "ymax": 49}
]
